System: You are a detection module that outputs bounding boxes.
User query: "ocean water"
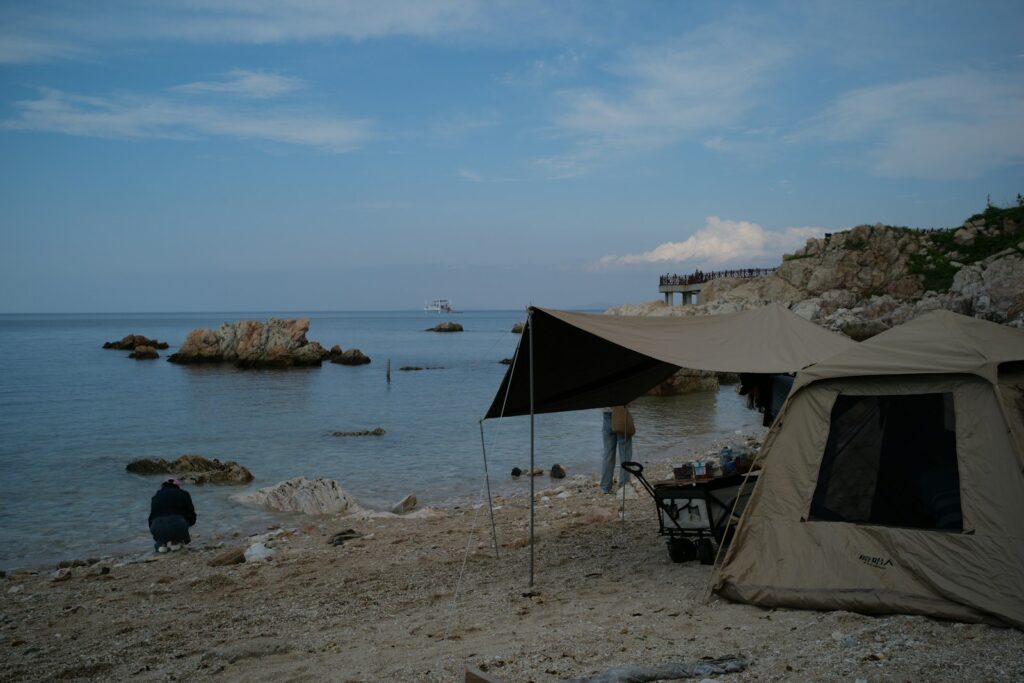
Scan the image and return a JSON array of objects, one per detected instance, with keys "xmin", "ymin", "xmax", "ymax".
[{"xmin": 0, "ymin": 310, "xmax": 763, "ymax": 569}]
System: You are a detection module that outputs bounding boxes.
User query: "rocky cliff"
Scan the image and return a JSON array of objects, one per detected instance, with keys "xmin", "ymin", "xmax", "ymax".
[
  {"xmin": 168, "ymin": 319, "xmax": 327, "ymax": 368},
  {"xmin": 612, "ymin": 203, "xmax": 1024, "ymax": 342}
]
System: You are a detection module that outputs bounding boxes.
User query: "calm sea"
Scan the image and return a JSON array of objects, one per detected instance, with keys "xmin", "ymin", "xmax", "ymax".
[{"xmin": 0, "ymin": 310, "xmax": 763, "ymax": 569}]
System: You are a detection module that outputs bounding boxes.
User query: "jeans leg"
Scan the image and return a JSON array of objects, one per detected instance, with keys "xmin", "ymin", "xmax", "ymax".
[
  {"xmin": 619, "ymin": 435, "xmax": 634, "ymax": 486},
  {"xmin": 600, "ymin": 413, "xmax": 616, "ymax": 493}
]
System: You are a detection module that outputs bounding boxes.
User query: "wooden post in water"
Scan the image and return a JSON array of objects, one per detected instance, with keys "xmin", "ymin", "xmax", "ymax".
[{"xmin": 386, "ymin": 358, "xmax": 391, "ymax": 384}]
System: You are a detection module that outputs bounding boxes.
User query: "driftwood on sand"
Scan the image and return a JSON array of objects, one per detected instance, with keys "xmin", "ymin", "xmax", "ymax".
[{"xmin": 563, "ymin": 655, "xmax": 749, "ymax": 682}]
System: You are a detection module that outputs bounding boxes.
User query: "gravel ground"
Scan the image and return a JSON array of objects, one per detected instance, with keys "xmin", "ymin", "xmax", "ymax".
[{"xmin": 3, "ymin": 458, "xmax": 1023, "ymax": 682}]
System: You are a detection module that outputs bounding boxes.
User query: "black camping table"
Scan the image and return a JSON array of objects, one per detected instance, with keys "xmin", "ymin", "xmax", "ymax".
[{"xmin": 622, "ymin": 461, "xmax": 758, "ymax": 564}]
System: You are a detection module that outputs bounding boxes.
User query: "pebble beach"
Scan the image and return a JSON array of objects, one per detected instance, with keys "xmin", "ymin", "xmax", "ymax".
[{"xmin": 4, "ymin": 451, "xmax": 1023, "ymax": 683}]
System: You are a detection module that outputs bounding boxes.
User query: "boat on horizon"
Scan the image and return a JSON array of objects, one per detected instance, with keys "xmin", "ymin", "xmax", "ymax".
[{"xmin": 424, "ymin": 298, "xmax": 455, "ymax": 314}]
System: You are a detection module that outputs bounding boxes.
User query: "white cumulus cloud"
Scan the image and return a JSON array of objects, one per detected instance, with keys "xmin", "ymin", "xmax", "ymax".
[{"xmin": 592, "ymin": 217, "xmax": 825, "ymax": 270}]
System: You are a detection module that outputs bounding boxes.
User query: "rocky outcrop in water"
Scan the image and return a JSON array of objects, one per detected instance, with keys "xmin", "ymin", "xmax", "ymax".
[
  {"xmin": 167, "ymin": 319, "xmax": 326, "ymax": 368},
  {"xmin": 610, "ymin": 204, "xmax": 1024, "ymax": 336},
  {"xmin": 329, "ymin": 348, "xmax": 371, "ymax": 365},
  {"xmin": 647, "ymin": 368, "xmax": 720, "ymax": 396},
  {"xmin": 234, "ymin": 477, "xmax": 359, "ymax": 515},
  {"xmin": 426, "ymin": 322, "xmax": 463, "ymax": 332},
  {"xmin": 129, "ymin": 345, "xmax": 160, "ymax": 360},
  {"xmin": 125, "ymin": 454, "xmax": 253, "ymax": 484},
  {"xmin": 103, "ymin": 334, "xmax": 169, "ymax": 350}
]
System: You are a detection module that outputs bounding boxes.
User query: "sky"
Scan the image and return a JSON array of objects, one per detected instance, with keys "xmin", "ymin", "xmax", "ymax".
[{"xmin": 1, "ymin": 1, "xmax": 1022, "ymax": 312}]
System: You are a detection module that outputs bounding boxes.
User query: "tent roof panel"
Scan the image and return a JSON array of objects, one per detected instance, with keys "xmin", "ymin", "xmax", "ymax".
[{"xmin": 485, "ymin": 303, "xmax": 857, "ymax": 419}]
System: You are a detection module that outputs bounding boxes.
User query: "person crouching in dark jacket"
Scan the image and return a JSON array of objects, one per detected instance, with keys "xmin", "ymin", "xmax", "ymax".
[{"xmin": 149, "ymin": 478, "xmax": 196, "ymax": 552}]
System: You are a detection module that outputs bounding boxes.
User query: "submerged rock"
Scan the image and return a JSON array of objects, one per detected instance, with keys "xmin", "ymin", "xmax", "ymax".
[
  {"xmin": 125, "ymin": 454, "xmax": 253, "ymax": 485},
  {"xmin": 426, "ymin": 321, "xmax": 463, "ymax": 332},
  {"xmin": 235, "ymin": 477, "xmax": 359, "ymax": 515},
  {"xmin": 168, "ymin": 319, "xmax": 326, "ymax": 368},
  {"xmin": 332, "ymin": 427, "xmax": 385, "ymax": 437},
  {"xmin": 103, "ymin": 334, "xmax": 169, "ymax": 350},
  {"xmin": 550, "ymin": 464, "xmax": 567, "ymax": 479}
]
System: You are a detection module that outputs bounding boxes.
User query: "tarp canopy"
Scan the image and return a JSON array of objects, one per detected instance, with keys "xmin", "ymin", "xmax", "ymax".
[{"xmin": 485, "ymin": 303, "xmax": 858, "ymax": 419}]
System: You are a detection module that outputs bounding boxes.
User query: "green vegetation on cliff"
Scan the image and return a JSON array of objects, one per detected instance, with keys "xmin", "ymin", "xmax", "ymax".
[{"xmin": 907, "ymin": 202, "xmax": 1024, "ymax": 293}]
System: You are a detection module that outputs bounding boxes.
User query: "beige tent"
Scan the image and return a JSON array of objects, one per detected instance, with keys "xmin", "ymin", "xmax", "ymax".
[
  {"xmin": 485, "ymin": 303, "xmax": 857, "ymax": 418},
  {"xmin": 715, "ymin": 310, "xmax": 1024, "ymax": 628}
]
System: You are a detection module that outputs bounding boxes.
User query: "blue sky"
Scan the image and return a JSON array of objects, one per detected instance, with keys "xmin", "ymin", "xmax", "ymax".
[{"xmin": 1, "ymin": 1, "xmax": 1022, "ymax": 312}]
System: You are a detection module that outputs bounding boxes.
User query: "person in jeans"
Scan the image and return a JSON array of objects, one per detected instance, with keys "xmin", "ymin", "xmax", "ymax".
[
  {"xmin": 601, "ymin": 406, "xmax": 634, "ymax": 493},
  {"xmin": 148, "ymin": 478, "xmax": 196, "ymax": 552}
]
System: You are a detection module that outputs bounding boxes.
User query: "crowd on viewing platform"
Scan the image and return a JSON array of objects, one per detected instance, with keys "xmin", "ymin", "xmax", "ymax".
[{"xmin": 659, "ymin": 267, "xmax": 778, "ymax": 286}]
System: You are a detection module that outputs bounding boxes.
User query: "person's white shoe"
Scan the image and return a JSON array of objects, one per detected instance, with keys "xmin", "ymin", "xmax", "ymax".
[
  {"xmin": 157, "ymin": 544, "xmax": 169, "ymax": 553},
  {"xmin": 168, "ymin": 542, "xmax": 182, "ymax": 552}
]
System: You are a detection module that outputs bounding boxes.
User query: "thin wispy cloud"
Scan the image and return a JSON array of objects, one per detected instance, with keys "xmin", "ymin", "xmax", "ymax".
[
  {"xmin": 174, "ymin": 70, "xmax": 305, "ymax": 98},
  {"xmin": 552, "ymin": 26, "xmax": 789, "ymax": 160},
  {"xmin": 458, "ymin": 168, "xmax": 483, "ymax": 182},
  {"xmin": 0, "ymin": 0, "xmax": 493, "ymax": 63},
  {"xmin": 1, "ymin": 87, "xmax": 371, "ymax": 152},
  {"xmin": 592, "ymin": 217, "xmax": 825, "ymax": 270},
  {"xmin": 803, "ymin": 70, "xmax": 1024, "ymax": 180},
  {"xmin": 499, "ymin": 50, "xmax": 583, "ymax": 87},
  {"xmin": 152, "ymin": 0, "xmax": 486, "ymax": 43},
  {"xmin": 0, "ymin": 34, "xmax": 82, "ymax": 64}
]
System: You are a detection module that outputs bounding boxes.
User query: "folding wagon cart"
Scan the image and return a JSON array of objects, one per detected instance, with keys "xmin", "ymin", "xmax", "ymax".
[{"xmin": 622, "ymin": 461, "xmax": 759, "ymax": 565}]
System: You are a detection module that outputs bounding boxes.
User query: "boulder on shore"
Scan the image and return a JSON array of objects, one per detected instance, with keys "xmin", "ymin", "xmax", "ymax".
[
  {"xmin": 167, "ymin": 319, "xmax": 326, "ymax": 368},
  {"xmin": 129, "ymin": 345, "xmax": 159, "ymax": 360},
  {"xmin": 234, "ymin": 477, "xmax": 359, "ymax": 515},
  {"xmin": 426, "ymin": 322, "xmax": 463, "ymax": 332},
  {"xmin": 103, "ymin": 334, "xmax": 169, "ymax": 350},
  {"xmin": 208, "ymin": 547, "xmax": 246, "ymax": 566},
  {"xmin": 125, "ymin": 454, "xmax": 253, "ymax": 485},
  {"xmin": 511, "ymin": 322, "xmax": 525, "ymax": 334},
  {"xmin": 391, "ymin": 494, "xmax": 417, "ymax": 514},
  {"xmin": 330, "ymin": 348, "xmax": 371, "ymax": 365}
]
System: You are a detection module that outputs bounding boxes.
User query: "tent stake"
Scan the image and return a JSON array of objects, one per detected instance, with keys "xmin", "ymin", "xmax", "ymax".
[
  {"xmin": 528, "ymin": 306, "xmax": 535, "ymax": 589},
  {"xmin": 478, "ymin": 419, "xmax": 500, "ymax": 560}
]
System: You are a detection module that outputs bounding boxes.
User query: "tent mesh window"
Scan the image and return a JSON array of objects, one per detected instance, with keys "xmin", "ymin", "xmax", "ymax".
[{"xmin": 809, "ymin": 392, "xmax": 962, "ymax": 530}]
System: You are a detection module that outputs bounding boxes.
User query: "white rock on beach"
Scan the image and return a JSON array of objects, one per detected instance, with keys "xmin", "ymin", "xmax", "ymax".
[
  {"xmin": 391, "ymin": 493, "xmax": 417, "ymax": 514},
  {"xmin": 244, "ymin": 542, "xmax": 274, "ymax": 562},
  {"xmin": 234, "ymin": 477, "xmax": 360, "ymax": 515}
]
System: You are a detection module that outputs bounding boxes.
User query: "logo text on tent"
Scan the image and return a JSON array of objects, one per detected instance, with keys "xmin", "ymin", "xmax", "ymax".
[{"xmin": 859, "ymin": 554, "xmax": 894, "ymax": 569}]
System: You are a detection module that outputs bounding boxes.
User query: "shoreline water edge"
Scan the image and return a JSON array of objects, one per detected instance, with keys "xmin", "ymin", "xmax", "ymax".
[
  {"xmin": 0, "ymin": 310, "xmax": 764, "ymax": 571},
  {"xmin": 5, "ymin": 439, "xmax": 1023, "ymax": 682}
]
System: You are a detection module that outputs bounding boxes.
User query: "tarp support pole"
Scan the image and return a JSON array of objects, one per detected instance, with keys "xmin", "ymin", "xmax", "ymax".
[
  {"xmin": 528, "ymin": 306, "xmax": 535, "ymax": 589},
  {"xmin": 478, "ymin": 419, "xmax": 500, "ymax": 560}
]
